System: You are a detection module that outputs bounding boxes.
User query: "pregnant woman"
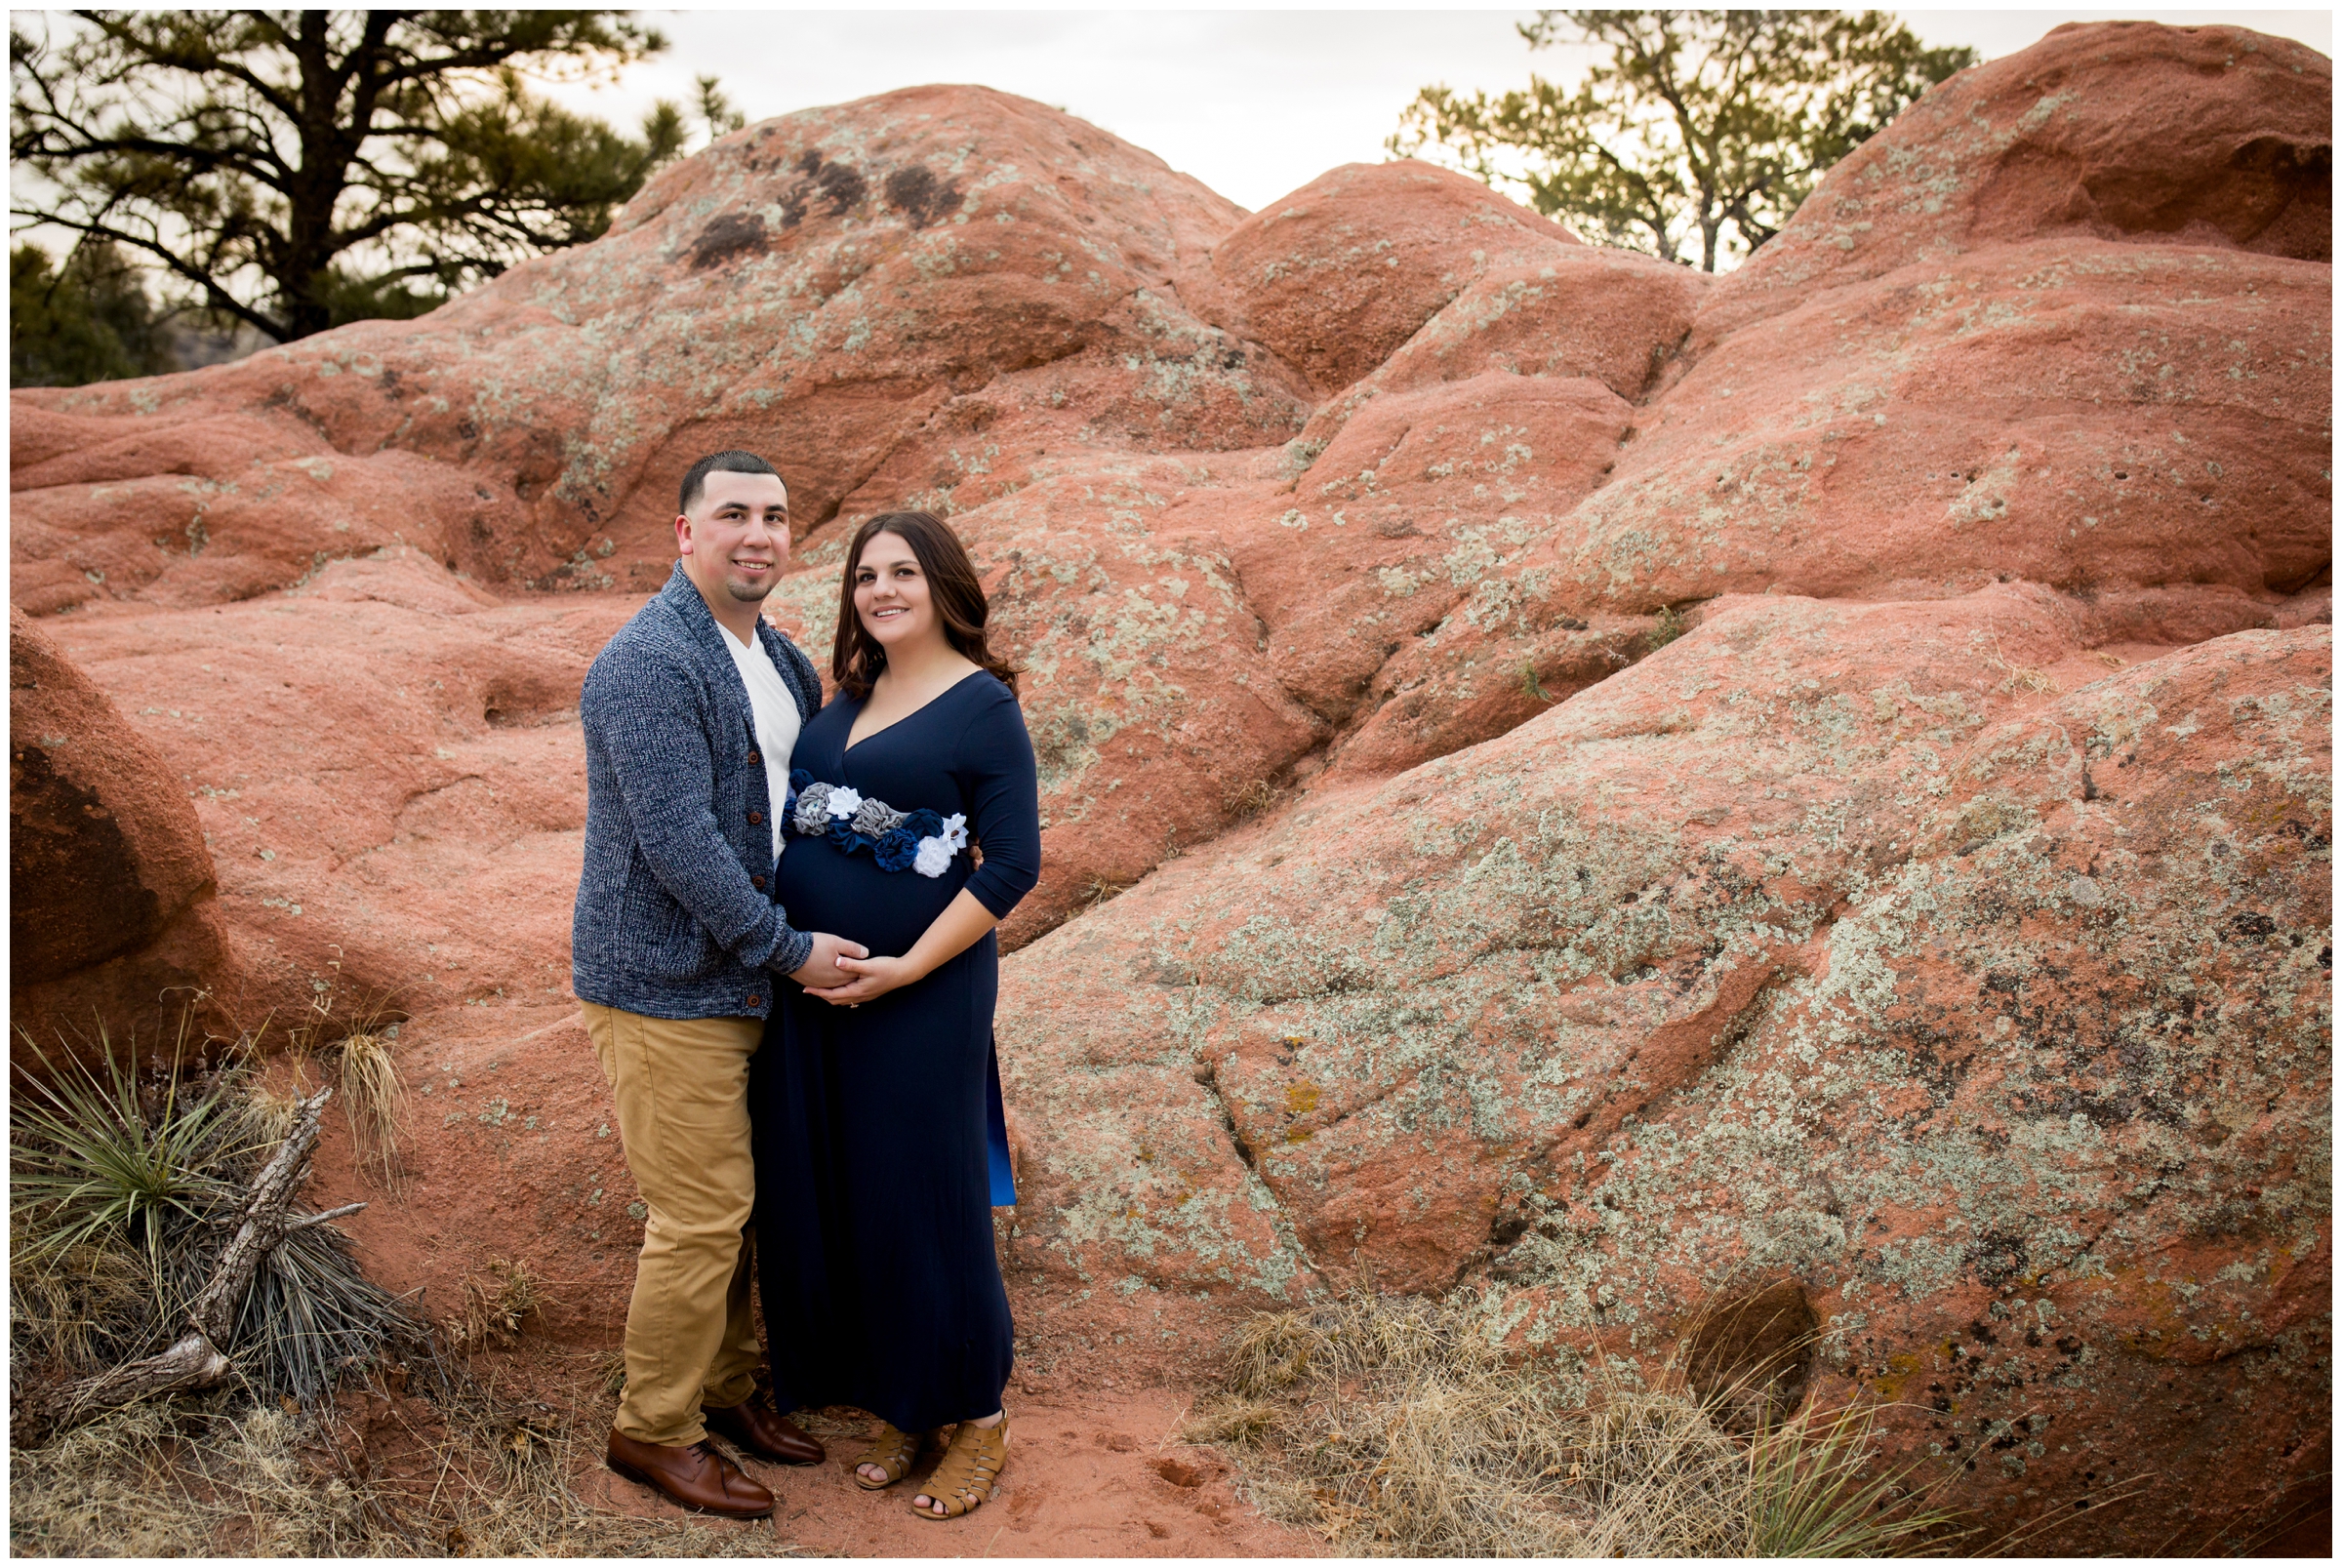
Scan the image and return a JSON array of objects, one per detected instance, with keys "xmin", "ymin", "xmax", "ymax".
[{"xmin": 751, "ymin": 509, "xmax": 1038, "ymax": 1521}]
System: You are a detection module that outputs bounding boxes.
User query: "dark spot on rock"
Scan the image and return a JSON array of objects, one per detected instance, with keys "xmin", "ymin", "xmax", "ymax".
[
  {"xmin": 816, "ymin": 161, "xmax": 867, "ymax": 214},
  {"xmin": 457, "ymin": 418, "xmax": 479, "ymax": 441},
  {"xmin": 689, "ymin": 212, "xmax": 768, "ymax": 270},
  {"xmin": 883, "ymin": 165, "xmax": 962, "ymax": 228},
  {"xmin": 1685, "ymin": 1279, "xmax": 1816, "ymax": 1434},
  {"xmin": 2230, "ymin": 910, "xmax": 2278, "ymax": 940},
  {"xmin": 1968, "ymin": 1229, "xmax": 2029, "ymax": 1290}
]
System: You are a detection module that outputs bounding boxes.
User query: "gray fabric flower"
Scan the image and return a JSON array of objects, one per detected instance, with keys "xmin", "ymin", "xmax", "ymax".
[
  {"xmin": 792, "ymin": 783, "xmax": 834, "ymax": 837},
  {"xmin": 851, "ymin": 797, "xmax": 906, "ymax": 839}
]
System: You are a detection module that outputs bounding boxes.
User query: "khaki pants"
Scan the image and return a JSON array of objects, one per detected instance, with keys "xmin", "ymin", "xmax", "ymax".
[{"xmin": 583, "ymin": 1001, "xmax": 763, "ymax": 1446}]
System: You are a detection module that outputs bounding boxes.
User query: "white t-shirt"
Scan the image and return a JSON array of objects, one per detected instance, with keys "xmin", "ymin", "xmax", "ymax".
[{"xmin": 722, "ymin": 623, "xmax": 804, "ymax": 866}]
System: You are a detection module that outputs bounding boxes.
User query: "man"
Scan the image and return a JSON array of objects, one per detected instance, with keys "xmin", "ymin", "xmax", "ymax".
[{"xmin": 573, "ymin": 450, "xmax": 863, "ymax": 1518}]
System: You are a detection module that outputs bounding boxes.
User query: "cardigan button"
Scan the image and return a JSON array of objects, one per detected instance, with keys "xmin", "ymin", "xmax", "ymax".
[
  {"xmin": 751, "ymin": 874, "xmax": 766, "ymax": 888},
  {"xmin": 745, "ymin": 994, "xmax": 762, "ymax": 1009},
  {"xmin": 747, "ymin": 810, "xmax": 763, "ymax": 824},
  {"xmin": 747, "ymin": 750, "xmax": 761, "ymax": 765}
]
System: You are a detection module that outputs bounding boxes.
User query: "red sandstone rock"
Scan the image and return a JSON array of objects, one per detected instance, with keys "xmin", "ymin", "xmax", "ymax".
[
  {"xmin": 32, "ymin": 552, "xmax": 631, "ymax": 1039},
  {"xmin": 1571, "ymin": 240, "xmax": 2331, "ymax": 615},
  {"xmin": 4, "ymin": 23, "xmax": 2329, "ymax": 1551},
  {"xmin": 997, "ymin": 600, "xmax": 2330, "ymax": 1551},
  {"xmin": 1701, "ymin": 20, "xmax": 2333, "ymax": 343},
  {"xmin": 1297, "ymin": 247, "xmax": 1708, "ymax": 444},
  {"xmin": 10, "ymin": 608, "xmax": 235, "ymax": 1060},
  {"xmin": 1199, "ymin": 160, "xmax": 1582, "ymax": 396},
  {"xmin": 1198, "ymin": 373, "xmax": 1635, "ymax": 729},
  {"xmin": 9, "ymin": 86, "xmax": 1303, "ymax": 614}
]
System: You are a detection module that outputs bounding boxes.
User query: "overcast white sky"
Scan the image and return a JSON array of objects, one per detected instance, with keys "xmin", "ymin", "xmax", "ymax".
[{"xmin": 544, "ymin": 7, "xmax": 2334, "ymax": 212}]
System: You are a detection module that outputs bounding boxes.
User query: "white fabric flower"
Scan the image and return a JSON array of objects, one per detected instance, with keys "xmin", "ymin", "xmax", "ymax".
[
  {"xmin": 826, "ymin": 785, "xmax": 864, "ymax": 820},
  {"xmin": 941, "ymin": 812, "xmax": 969, "ymax": 852},
  {"xmin": 913, "ymin": 836, "xmax": 953, "ymax": 878}
]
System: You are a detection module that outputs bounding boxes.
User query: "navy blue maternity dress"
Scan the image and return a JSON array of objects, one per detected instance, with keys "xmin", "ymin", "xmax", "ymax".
[{"xmin": 751, "ymin": 670, "xmax": 1039, "ymax": 1433}]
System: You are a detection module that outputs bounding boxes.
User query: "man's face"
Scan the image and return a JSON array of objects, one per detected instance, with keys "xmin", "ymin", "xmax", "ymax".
[{"xmin": 676, "ymin": 470, "xmax": 791, "ymax": 605}]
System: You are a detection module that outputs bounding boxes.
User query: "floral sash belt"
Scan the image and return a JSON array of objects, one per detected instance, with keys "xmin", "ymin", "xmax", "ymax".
[{"xmin": 786, "ymin": 771, "xmax": 968, "ymax": 878}]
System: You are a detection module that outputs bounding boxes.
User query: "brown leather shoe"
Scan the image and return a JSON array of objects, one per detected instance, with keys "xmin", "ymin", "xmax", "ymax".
[
  {"xmin": 706, "ymin": 1391, "xmax": 826, "ymax": 1466},
  {"xmin": 606, "ymin": 1428, "xmax": 776, "ymax": 1518}
]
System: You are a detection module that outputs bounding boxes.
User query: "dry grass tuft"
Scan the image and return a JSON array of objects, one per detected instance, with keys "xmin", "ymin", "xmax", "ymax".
[
  {"xmin": 1983, "ymin": 628, "xmax": 2060, "ymax": 694},
  {"xmin": 335, "ymin": 1030, "xmax": 405, "ymax": 1184},
  {"xmin": 7, "ymin": 1385, "xmax": 806, "ymax": 1557},
  {"xmin": 1075, "ymin": 873, "xmax": 1132, "ymax": 913},
  {"xmin": 1185, "ymin": 1292, "xmax": 1966, "ymax": 1557},
  {"xmin": 1224, "ymin": 778, "xmax": 1288, "ymax": 821},
  {"xmin": 447, "ymin": 1260, "xmax": 545, "ymax": 1353}
]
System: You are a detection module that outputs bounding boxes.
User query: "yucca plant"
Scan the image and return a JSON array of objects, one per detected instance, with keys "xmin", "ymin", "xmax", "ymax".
[
  {"xmin": 10, "ymin": 1026, "xmax": 257, "ymax": 1309},
  {"xmin": 1190, "ymin": 1290, "xmax": 1973, "ymax": 1557},
  {"xmin": 12, "ymin": 1019, "xmax": 430, "ymax": 1417},
  {"xmin": 1744, "ymin": 1400, "xmax": 1968, "ymax": 1555}
]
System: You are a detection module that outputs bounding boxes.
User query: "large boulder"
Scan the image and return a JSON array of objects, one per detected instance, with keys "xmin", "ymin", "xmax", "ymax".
[
  {"xmin": 1700, "ymin": 20, "xmax": 2333, "ymax": 342},
  {"xmin": 1562, "ymin": 239, "xmax": 2329, "ymax": 614},
  {"xmin": 996, "ymin": 601, "xmax": 2331, "ymax": 1550},
  {"xmin": 1295, "ymin": 243, "xmax": 1709, "ymax": 444},
  {"xmin": 6, "ymin": 21, "xmax": 2328, "ymax": 1551},
  {"xmin": 1197, "ymin": 160, "xmax": 1582, "ymax": 395},
  {"xmin": 38, "ymin": 552, "xmax": 627, "ymax": 1030},
  {"xmin": 9, "ymin": 86, "xmax": 1310, "ymax": 614},
  {"xmin": 1200, "ymin": 372, "xmax": 1641, "ymax": 727},
  {"xmin": 10, "ymin": 608, "xmax": 235, "ymax": 1061}
]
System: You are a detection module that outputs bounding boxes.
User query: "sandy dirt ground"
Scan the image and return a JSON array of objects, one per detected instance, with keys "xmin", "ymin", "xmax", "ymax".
[{"xmin": 569, "ymin": 1387, "xmax": 1322, "ymax": 1557}]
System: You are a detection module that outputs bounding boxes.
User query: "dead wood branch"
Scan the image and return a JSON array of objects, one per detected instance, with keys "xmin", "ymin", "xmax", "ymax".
[{"xmin": 39, "ymin": 1086, "xmax": 364, "ymax": 1432}]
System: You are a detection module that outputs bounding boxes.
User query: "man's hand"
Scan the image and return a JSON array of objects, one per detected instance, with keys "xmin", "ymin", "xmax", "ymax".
[{"xmin": 787, "ymin": 932, "xmax": 869, "ymax": 989}]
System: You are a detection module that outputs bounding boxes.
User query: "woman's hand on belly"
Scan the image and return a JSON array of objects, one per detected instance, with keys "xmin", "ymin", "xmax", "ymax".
[
  {"xmin": 803, "ymin": 951, "xmax": 920, "ymax": 1006},
  {"xmin": 801, "ymin": 888, "xmax": 999, "ymax": 1007}
]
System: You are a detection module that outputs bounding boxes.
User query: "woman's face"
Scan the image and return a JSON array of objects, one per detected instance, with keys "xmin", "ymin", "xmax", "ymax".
[{"xmin": 853, "ymin": 530, "xmax": 942, "ymax": 656}]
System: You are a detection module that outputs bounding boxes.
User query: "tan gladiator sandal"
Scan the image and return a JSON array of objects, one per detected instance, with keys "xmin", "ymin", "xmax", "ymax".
[
  {"xmin": 851, "ymin": 1421, "xmax": 918, "ymax": 1490},
  {"xmin": 912, "ymin": 1416, "xmax": 1009, "ymax": 1519}
]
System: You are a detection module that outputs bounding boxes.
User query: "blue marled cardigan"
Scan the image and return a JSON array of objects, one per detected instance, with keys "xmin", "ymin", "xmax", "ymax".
[{"xmin": 572, "ymin": 563, "xmax": 823, "ymax": 1019}]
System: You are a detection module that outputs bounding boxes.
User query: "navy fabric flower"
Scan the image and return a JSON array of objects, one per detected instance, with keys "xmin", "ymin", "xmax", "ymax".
[
  {"xmin": 900, "ymin": 808, "xmax": 946, "ymax": 840},
  {"xmin": 790, "ymin": 767, "xmax": 815, "ymax": 791},
  {"xmin": 873, "ymin": 827, "xmax": 920, "ymax": 872},
  {"xmin": 825, "ymin": 817, "xmax": 863, "ymax": 852}
]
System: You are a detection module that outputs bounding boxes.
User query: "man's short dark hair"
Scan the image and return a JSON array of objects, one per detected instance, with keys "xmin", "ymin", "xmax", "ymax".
[{"xmin": 679, "ymin": 450, "xmax": 785, "ymax": 515}]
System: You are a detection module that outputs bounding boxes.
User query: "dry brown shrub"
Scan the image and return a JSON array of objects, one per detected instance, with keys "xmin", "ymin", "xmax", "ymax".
[{"xmin": 1183, "ymin": 1292, "xmax": 1968, "ymax": 1557}]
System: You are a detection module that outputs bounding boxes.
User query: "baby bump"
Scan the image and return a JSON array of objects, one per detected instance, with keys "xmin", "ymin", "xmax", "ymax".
[{"xmin": 774, "ymin": 834, "xmax": 965, "ymax": 958}]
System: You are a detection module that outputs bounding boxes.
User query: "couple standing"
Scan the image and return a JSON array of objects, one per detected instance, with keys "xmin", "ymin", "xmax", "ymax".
[{"xmin": 570, "ymin": 450, "xmax": 1037, "ymax": 1522}]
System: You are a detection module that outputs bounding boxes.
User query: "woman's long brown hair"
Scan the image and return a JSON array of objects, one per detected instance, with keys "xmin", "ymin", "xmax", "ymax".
[{"xmin": 831, "ymin": 511, "xmax": 1019, "ymax": 700}]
